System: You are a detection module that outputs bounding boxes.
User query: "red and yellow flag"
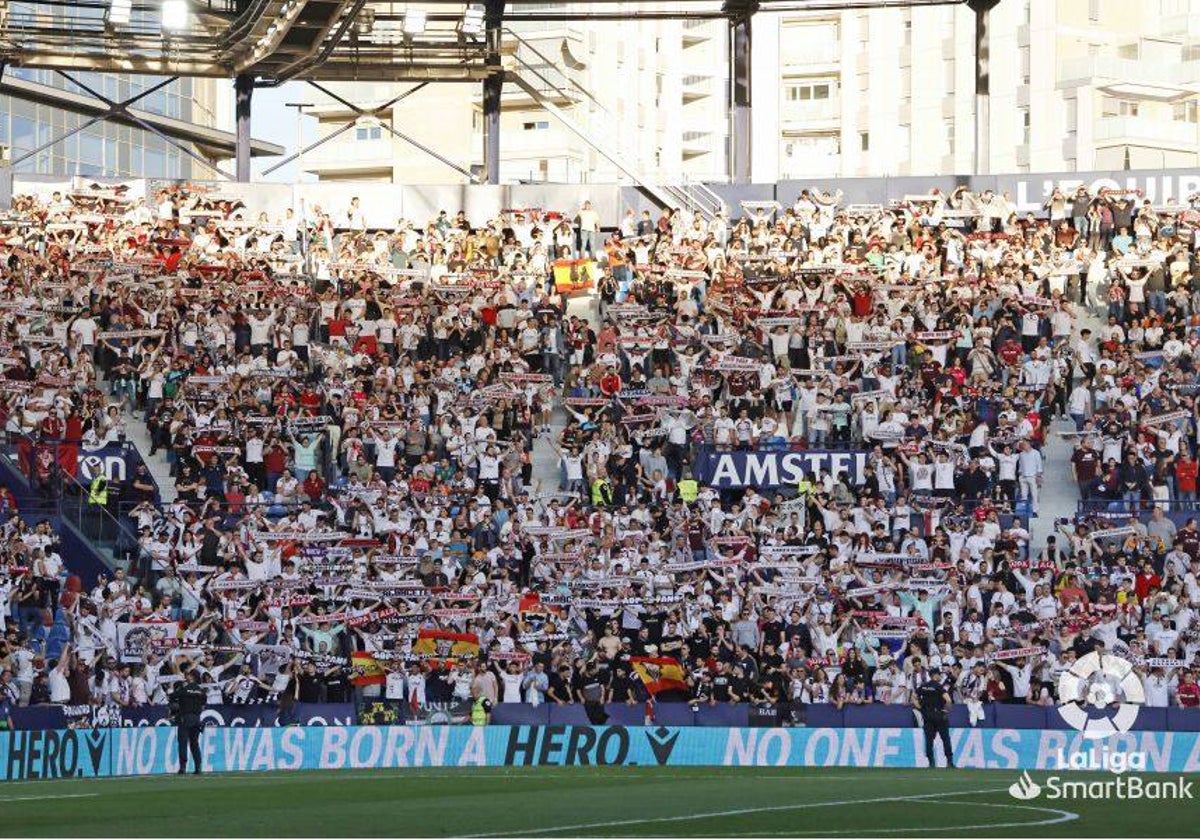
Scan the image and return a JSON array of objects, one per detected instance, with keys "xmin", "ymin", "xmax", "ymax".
[
  {"xmin": 413, "ymin": 629, "xmax": 480, "ymax": 665},
  {"xmin": 552, "ymin": 259, "xmax": 595, "ymax": 295},
  {"xmin": 630, "ymin": 656, "xmax": 689, "ymax": 695},
  {"xmin": 350, "ymin": 651, "xmax": 385, "ymax": 686}
]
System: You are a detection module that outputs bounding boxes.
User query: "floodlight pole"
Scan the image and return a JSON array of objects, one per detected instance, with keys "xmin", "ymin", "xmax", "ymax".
[
  {"xmin": 969, "ymin": 0, "xmax": 1001, "ymax": 176},
  {"xmin": 482, "ymin": 0, "xmax": 506, "ymax": 185},
  {"xmin": 235, "ymin": 73, "xmax": 254, "ymax": 182}
]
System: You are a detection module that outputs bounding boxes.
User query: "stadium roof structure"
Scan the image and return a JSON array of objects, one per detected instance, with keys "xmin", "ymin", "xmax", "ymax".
[
  {"xmin": 0, "ymin": 0, "xmax": 972, "ymax": 181},
  {"xmin": 0, "ymin": 0, "xmax": 965, "ymax": 83}
]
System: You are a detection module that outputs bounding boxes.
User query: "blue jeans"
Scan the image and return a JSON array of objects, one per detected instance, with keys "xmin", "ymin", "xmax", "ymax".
[{"xmin": 580, "ymin": 230, "xmax": 596, "ymax": 257}]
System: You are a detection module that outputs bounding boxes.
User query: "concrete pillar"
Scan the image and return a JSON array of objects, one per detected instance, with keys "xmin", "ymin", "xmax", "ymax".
[
  {"xmin": 970, "ymin": 0, "xmax": 1001, "ymax": 175},
  {"xmin": 483, "ymin": 0, "xmax": 506, "ymax": 185},
  {"xmin": 235, "ymin": 73, "xmax": 254, "ymax": 183}
]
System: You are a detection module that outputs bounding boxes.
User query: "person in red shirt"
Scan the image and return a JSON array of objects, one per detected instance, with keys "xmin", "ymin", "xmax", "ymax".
[
  {"xmin": 327, "ymin": 314, "xmax": 350, "ymax": 346},
  {"xmin": 298, "ymin": 386, "xmax": 322, "ymax": 413},
  {"xmin": 598, "ymin": 366, "xmax": 623, "ymax": 397},
  {"xmin": 1177, "ymin": 671, "xmax": 1200, "ymax": 708},
  {"xmin": 301, "ymin": 470, "xmax": 325, "ymax": 502},
  {"xmin": 263, "ymin": 440, "xmax": 289, "ymax": 492},
  {"xmin": 1176, "ymin": 448, "xmax": 1199, "ymax": 503},
  {"xmin": 1135, "ymin": 562, "xmax": 1163, "ymax": 602},
  {"xmin": 353, "ymin": 333, "xmax": 378, "ymax": 356},
  {"xmin": 39, "ymin": 413, "xmax": 64, "ymax": 441}
]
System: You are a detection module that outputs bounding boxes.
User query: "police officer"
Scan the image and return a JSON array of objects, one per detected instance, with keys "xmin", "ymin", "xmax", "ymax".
[
  {"xmin": 913, "ymin": 666, "xmax": 955, "ymax": 769},
  {"xmin": 169, "ymin": 670, "xmax": 207, "ymax": 774},
  {"xmin": 85, "ymin": 473, "xmax": 108, "ymax": 540}
]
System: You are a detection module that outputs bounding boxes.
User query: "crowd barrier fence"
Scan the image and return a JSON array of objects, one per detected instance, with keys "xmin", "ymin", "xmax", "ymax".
[{"xmin": 10, "ymin": 701, "xmax": 1200, "ymax": 733}]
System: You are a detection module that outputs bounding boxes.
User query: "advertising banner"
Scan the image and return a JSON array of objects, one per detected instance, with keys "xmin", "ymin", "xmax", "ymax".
[
  {"xmin": 693, "ymin": 448, "xmax": 868, "ymax": 488},
  {"xmin": 5, "ymin": 725, "xmax": 1199, "ymax": 779}
]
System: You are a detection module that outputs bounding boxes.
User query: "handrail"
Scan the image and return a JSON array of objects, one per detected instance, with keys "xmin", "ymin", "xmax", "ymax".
[
  {"xmin": 0, "ymin": 432, "xmax": 135, "ymax": 542},
  {"xmin": 501, "ymin": 28, "xmax": 608, "ymax": 114},
  {"xmin": 1076, "ymin": 498, "xmax": 1200, "ymax": 515}
]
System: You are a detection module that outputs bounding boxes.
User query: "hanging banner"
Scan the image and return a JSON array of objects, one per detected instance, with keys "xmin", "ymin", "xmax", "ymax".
[{"xmin": 693, "ymin": 447, "xmax": 868, "ymax": 488}]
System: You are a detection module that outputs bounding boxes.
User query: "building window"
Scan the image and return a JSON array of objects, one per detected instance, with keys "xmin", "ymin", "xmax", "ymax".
[
  {"xmin": 945, "ymin": 120, "xmax": 955, "ymax": 155},
  {"xmin": 1174, "ymin": 100, "xmax": 1199, "ymax": 123},
  {"xmin": 1102, "ymin": 96, "xmax": 1139, "ymax": 117},
  {"xmin": 1089, "ymin": 0, "xmax": 1101, "ymax": 23},
  {"xmin": 1020, "ymin": 108, "xmax": 1031, "ymax": 144},
  {"xmin": 860, "ymin": 131, "xmax": 869, "ymax": 151},
  {"xmin": 355, "ymin": 125, "xmax": 382, "ymax": 140},
  {"xmin": 522, "ymin": 120, "xmax": 550, "ymax": 130},
  {"xmin": 1117, "ymin": 42, "xmax": 1140, "ymax": 60},
  {"xmin": 784, "ymin": 80, "xmax": 835, "ymax": 101},
  {"xmin": 1184, "ymin": 44, "xmax": 1200, "ymax": 61}
]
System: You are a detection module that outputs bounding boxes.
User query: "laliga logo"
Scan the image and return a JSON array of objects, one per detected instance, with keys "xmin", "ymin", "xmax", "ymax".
[{"xmin": 1056, "ymin": 651, "xmax": 1145, "ymax": 738}]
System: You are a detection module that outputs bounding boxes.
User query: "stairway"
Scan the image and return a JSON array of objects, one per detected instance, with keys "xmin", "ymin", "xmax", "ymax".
[
  {"xmin": 95, "ymin": 373, "xmax": 177, "ymax": 504},
  {"xmin": 504, "ymin": 32, "xmax": 724, "ymax": 221}
]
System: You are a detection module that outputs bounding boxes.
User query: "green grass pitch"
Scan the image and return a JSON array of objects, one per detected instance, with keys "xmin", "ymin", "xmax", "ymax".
[{"xmin": 0, "ymin": 767, "xmax": 1195, "ymax": 837}]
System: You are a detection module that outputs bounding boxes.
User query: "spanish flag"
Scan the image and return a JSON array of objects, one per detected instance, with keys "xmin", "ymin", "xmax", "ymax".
[
  {"xmin": 631, "ymin": 656, "xmax": 689, "ymax": 696},
  {"xmin": 413, "ymin": 629, "xmax": 480, "ymax": 664},
  {"xmin": 350, "ymin": 651, "xmax": 385, "ymax": 686},
  {"xmin": 552, "ymin": 258, "xmax": 595, "ymax": 295}
]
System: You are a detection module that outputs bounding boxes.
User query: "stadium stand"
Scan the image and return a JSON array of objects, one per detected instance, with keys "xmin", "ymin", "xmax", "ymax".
[{"xmin": 0, "ymin": 180, "xmax": 1199, "ymax": 732}]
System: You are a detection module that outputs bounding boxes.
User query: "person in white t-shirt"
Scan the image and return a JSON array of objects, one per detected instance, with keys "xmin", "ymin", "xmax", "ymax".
[{"xmin": 499, "ymin": 662, "xmax": 525, "ymax": 703}]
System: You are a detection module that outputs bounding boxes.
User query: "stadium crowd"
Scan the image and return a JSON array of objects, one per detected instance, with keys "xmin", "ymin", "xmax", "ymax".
[{"xmin": 1, "ymin": 180, "xmax": 1199, "ymax": 726}]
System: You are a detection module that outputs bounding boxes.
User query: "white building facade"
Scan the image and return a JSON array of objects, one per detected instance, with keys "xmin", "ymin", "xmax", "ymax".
[
  {"xmin": 754, "ymin": 0, "xmax": 1200, "ymax": 181},
  {"xmin": 303, "ymin": 6, "xmax": 730, "ymax": 186},
  {"xmin": 302, "ymin": 0, "xmax": 1200, "ymax": 185}
]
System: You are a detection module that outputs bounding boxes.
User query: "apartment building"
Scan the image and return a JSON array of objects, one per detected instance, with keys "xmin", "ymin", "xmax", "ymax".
[
  {"xmin": 753, "ymin": 0, "xmax": 1200, "ymax": 180},
  {"xmin": 302, "ymin": 4, "xmax": 730, "ymax": 185},
  {"xmin": 301, "ymin": 0, "xmax": 1200, "ymax": 185}
]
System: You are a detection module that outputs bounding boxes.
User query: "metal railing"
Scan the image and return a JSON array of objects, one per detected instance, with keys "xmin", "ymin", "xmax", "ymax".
[{"xmin": 0, "ymin": 433, "xmax": 145, "ymax": 562}]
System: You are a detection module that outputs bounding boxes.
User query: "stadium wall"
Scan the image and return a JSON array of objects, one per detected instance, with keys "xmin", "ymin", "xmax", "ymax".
[
  {"xmin": 3, "ymin": 725, "xmax": 1199, "ymax": 780},
  {"xmin": 9, "ymin": 168, "xmax": 1200, "ymax": 228}
]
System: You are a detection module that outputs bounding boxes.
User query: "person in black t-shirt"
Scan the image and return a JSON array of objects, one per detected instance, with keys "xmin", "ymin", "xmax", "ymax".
[
  {"xmin": 324, "ymin": 666, "xmax": 350, "ymax": 703},
  {"xmin": 736, "ymin": 646, "xmax": 759, "ymax": 683},
  {"xmin": 609, "ymin": 663, "xmax": 641, "ymax": 704},
  {"xmin": 547, "ymin": 666, "xmax": 573, "ymax": 705},
  {"xmin": 659, "ymin": 619, "xmax": 685, "ymax": 658},
  {"xmin": 297, "ymin": 661, "xmax": 323, "ymax": 703},
  {"xmin": 759, "ymin": 607, "xmax": 785, "ymax": 651},
  {"xmin": 425, "ymin": 667, "xmax": 453, "ymax": 704},
  {"xmin": 710, "ymin": 661, "xmax": 740, "ymax": 703}
]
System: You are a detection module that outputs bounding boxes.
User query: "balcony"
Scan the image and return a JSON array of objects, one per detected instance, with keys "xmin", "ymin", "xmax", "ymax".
[
  {"xmin": 303, "ymin": 134, "xmax": 395, "ymax": 178},
  {"xmin": 1058, "ymin": 56, "xmax": 1200, "ymax": 99},
  {"xmin": 683, "ymin": 18, "xmax": 716, "ymax": 46},
  {"xmin": 682, "ymin": 73, "xmax": 717, "ymax": 102},
  {"xmin": 780, "ymin": 154, "xmax": 842, "ymax": 179},
  {"xmin": 780, "ymin": 42, "xmax": 840, "ymax": 68},
  {"xmin": 682, "ymin": 130, "xmax": 713, "ymax": 159},
  {"xmin": 1094, "ymin": 116, "xmax": 1200, "ymax": 150},
  {"xmin": 780, "ymin": 99, "xmax": 842, "ymax": 128}
]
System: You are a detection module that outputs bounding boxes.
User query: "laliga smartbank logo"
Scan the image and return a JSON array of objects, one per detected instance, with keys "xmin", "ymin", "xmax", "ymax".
[{"xmin": 1008, "ymin": 651, "xmax": 1193, "ymax": 802}]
